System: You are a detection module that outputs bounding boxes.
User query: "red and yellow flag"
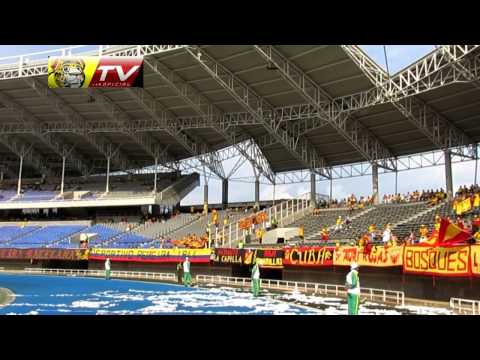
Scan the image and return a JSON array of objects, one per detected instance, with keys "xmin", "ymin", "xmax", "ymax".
[{"xmin": 437, "ymin": 218, "xmax": 471, "ymax": 245}]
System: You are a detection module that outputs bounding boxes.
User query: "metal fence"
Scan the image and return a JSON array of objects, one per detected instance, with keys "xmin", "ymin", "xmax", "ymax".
[
  {"xmin": 22, "ymin": 268, "xmax": 176, "ymax": 282},
  {"xmin": 11, "ymin": 268, "xmax": 405, "ymax": 306},
  {"xmin": 450, "ymin": 297, "xmax": 480, "ymax": 315},
  {"xmin": 195, "ymin": 274, "xmax": 405, "ymax": 306},
  {"xmin": 220, "ymin": 195, "xmax": 312, "ymax": 247}
]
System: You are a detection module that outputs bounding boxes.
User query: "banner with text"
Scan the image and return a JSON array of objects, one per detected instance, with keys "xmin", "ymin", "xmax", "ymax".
[
  {"xmin": 471, "ymin": 245, "xmax": 480, "ymax": 277},
  {"xmin": 403, "ymin": 245, "xmax": 471, "ymax": 276},
  {"xmin": 243, "ymin": 248, "xmax": 284, "ymax": 268},
  {"xmin": 333, "ymin": 245, "xmax": 404, "ymax": 267},
  {"xmin": 0, "ymin": 248, "xmax": 89, "ymax": 261},
  {"xmin": 88, "ymin": 248, "xmax": 212, "ymax": 263},
  {"xmin": 283, "ymin": 246, "xmax": 335, "ymax": 267},
  {"xmin": 213, "ymin": 248, "xmax": 245, "ymax": 265}
]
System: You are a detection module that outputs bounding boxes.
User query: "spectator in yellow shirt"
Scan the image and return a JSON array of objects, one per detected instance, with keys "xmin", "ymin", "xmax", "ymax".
[
  {"xmin": 299, "ymin": 225, "xmax": 305, "ymax": 242},
  {"xmin": 434, "ymin": 215, "xmax": 441, "ymax": 231},
  {"xmin": 335, "ymin": 216, "xmax": 343, "ymax": 231},
  {"xmin": 474, "ymin": 193, "xmax": 480, "ymax": 210},
  {"xmin": 368, "ymin": 224, "xmax": 376, "ymax": 241},
  {"xmin": 419, "ymin": 225, "xmax": 430, "ymax": 243}
]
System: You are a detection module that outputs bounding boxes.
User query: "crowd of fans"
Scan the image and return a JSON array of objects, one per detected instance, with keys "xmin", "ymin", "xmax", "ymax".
[
  {"xmin": 169, "ymin": 233, "xmax": 208, "ymax": 249},
  {"xmin": 382, "ymin": 188, "xmax": 446, "ymax": 205},
  {"xmin": 313, "ymin": 188, "xmax": 450, "ymax": 214}
]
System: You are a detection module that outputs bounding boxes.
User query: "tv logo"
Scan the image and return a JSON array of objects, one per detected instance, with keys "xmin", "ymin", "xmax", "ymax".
[
  {"xmin": 97, "ymin": 65, "xmax": 141, "ymax": 81},
  {"xmin": 48, "ymin": 56, "xmax": 144, "ymax": 88}
]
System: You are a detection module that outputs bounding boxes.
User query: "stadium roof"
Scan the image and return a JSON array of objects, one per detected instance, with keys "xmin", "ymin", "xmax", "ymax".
[{"xmin": 0, "ymin": 45, "xmax": 478, "ymax": 180}]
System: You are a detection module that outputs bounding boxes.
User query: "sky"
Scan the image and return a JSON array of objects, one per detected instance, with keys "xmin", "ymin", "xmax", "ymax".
[{"xmin": 0, "ymin": 45, "xmax": 476, "ymax": 205}]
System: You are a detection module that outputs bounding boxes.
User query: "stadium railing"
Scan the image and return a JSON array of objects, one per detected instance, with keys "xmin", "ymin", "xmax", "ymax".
[
  {"xmin": 18, "ymin": 268, "xmax": 404, "ymax": 306},
  {"xmin": 450, "ymin": 297, "xmax": 480, "ymax": 315},
  {"xmin": 220, "ymin": 194, "xmax": 312, "ymax": 247},
  {"xmin": 195, "ymin": 274, "xmax": 405, "ymax": 306},
  {"xmin": 22, "ymin": 268, "xmax": 176, "ymax": 282}
]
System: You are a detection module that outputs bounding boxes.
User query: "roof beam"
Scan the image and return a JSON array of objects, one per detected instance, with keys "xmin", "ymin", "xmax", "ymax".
[
  {"xmin": 440, "ymin": 45, "xmax": 480, "ymax": 89},
  {"xmin": 86, "ymin": 89, "xmax": 177, "ymax": 168},
  {"xmin": 253, "ymin": 45, "xmax": 395, "ymax": 170},
  {"xmin": 0, "ymin": 90, "xmax": 93, "ymax": 175},
  {"xmin": 22, "ymin": 77, "xmax": 136, "ymax": 173},
  {"xmin": 185, "ymin": 46, "xmax": 331, "ymax": 179},
  {"xmin": 341, "ymin": 45, "xmax": 476, "ymax": 157},
  {"xmin": 144, "ymin": 56, "xmax": 275, "ymax": 183},
  {"xmin": 0, "ymin": 135, "xmax": 54, "ymax": 177},
  {"xmin": 124, "ymin": 87, "xmax": 226, "ymax": 179},
  {"xmin": 336, "ymin": 45, "xmax": 480, "ymax": 112}
]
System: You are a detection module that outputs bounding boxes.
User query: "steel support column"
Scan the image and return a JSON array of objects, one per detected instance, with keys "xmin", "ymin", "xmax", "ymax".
[
  {"xmin": 254, "ymin": 178, "xmax": 260, "ymax": 210},
  {"xmin": 329, "ymin": 178, "xmax": 333, "ymax": 203},
  {"xmin": 203, "ymin": 184, "xmax": 209, "ymax": 214},
  {"xmin": 153, "ymin": 157, "xmax": 159, "ymax": 193},
  {"xmin": 222, "ymin": 178, "xmax": 229, "ymax": 209},
  {"xmin": 106, "ymin": 156, "xmax": 111, "ymax": 193},
  {"xmin": 310, "ymin": 171, "xmax": 317, "ymax": 208},
  {"xmin": 17, "ymin": 155, "xmax": 24, "ymax": 196},
  {"xmin": 273, "ymin": 182, "xmax": 276, "ymax": 206},
  {"xmin": 372, "ymin": 163, "xmax": 379, "ymax": 205},
  {"xmin": 475, "ymin": 146, "xmax": 478, "ymax": 186},
  {"xmin": 60, "ymin": 156, "xmax": 66, "ymax": 195},
  {"xmin": 445, "ymin": 150, "xmax": 453, "ymax": 200},
  {"xmin": 395, "ymin": 170, "xmax": 398, "ymax": 195}
]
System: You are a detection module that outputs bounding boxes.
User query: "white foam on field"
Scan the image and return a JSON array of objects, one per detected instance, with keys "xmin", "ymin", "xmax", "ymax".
[
  {"xmin": 71, "ymin": 300, "xmax": 113, "ymax": 309},
  {"xmin": 86, "ymin": 287, "xmax": 319, "ymax": 315},
  {"xmin": 396, "ymin": 305, "xmax": 454, "ymax": 315},
  {"xmin": 274, "ymin": 291, "xmax": 455, "ymax": 315}
]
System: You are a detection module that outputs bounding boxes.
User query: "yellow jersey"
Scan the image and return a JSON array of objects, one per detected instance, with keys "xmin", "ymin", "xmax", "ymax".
[{"xmin": 474, "ymin": 194, "xmax": 480, "ymax": 208}]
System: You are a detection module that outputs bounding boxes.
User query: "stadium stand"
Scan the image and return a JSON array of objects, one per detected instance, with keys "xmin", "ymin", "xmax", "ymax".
[
  {"xmin": 288, "ymin": 207, "xmax": 369, "ymax": 241},
  {"xmin": 56, "ymin": 224, "xmax": 122, "ymax": 249},
  {"xmin": 315, "ymin": 202, "xmax": 431, "ymax": 242},
  {"xmin": 0, "ymin": 225, "xmax": 41, "ymax": 244},
  {"xmin": 134, "ymin": 213, "xmax": 201, "ymax": 239},
  {"xmin": 5, "ymin": 225, "xmax": 87, "ymax": 248},
  {"xmin": 393, "ymin": 201, "xmax": 452, "ymax": 239}
]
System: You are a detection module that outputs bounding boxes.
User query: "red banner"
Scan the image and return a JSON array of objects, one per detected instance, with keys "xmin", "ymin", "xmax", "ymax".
[
  {"xmin": 213, "ymin": 248, "xmax": 244, "ymax": 264},
  {"xmin": 283, "ymin": 246, "xmax": 335, "ymax": 267},
  {"xmin": 0, "ymin": 248, "xmax": 88, "ymax": 260}
]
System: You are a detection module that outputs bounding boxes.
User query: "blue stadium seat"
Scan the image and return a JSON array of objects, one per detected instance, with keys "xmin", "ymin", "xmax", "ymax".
[{"xmin": 8, "ymin": 225, "xmax": 86, "ymax": 248}]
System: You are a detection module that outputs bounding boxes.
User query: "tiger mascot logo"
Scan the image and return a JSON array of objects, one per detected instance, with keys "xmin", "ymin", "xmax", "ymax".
[{"xmin": 49, "ymin": 58, "xmax": 86, "ymax": 88}]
